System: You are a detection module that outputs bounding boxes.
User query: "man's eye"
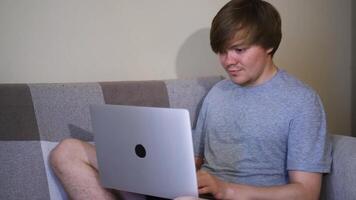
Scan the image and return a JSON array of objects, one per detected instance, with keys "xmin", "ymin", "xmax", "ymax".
[{"xmin": 234, "ymin": 48, "xmax": 246, "ymax": 53}]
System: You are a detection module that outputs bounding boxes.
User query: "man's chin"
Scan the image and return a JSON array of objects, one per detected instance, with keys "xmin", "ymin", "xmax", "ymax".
[{"xmin": 229, "ymin": 76, "xmax": 248, "ymax": 86}]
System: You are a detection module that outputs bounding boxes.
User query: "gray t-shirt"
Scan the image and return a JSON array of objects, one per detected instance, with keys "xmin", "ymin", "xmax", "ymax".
[{"xmin": 193, "ymin": 69, "xmax": 332, "ymax": 187}]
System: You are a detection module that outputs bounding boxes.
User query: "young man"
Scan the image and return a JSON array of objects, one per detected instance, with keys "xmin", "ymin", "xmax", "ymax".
[
  {"xmin": 192, "ymin": 0, "xmax": 332, "ymax": 199},
  {"xmin": 50, "ymin": 0, "xmax": 332, "ymax": 199}
]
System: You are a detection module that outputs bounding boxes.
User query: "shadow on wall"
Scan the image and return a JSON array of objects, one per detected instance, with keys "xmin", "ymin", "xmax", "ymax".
[{"xmin": 175, "ymin": 28, "xmax": 224, "ymax": 79}]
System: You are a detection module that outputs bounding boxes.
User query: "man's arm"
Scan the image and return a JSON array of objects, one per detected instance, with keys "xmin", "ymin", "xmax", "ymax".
[{"xmin": 197, "ymin": 170, "xmax": 322, "ymax": 200}]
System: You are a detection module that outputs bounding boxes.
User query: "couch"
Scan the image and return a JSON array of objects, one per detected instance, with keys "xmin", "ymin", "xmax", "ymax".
[{"xmin": 0, "ymin": 76, "xmax": 355, "ymax": 200}]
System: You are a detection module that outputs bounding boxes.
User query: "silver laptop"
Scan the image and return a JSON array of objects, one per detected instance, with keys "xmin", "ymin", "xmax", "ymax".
[{"xmin": 90, "ymin": 104, "xmax": 199, "ymax": 199}]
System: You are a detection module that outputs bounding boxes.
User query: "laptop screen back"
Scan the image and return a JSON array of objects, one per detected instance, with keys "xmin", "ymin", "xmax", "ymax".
[{"xmin": 90, "ymin": 104, "xmax": 198, "ymax": 199}]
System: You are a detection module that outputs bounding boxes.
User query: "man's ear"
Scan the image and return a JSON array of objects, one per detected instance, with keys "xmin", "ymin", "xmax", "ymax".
[{"xmin": 267, "ymin": 48, "xmax": 274, "ymax": 54}]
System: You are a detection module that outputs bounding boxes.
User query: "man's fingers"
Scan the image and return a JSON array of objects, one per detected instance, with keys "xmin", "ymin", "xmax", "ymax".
[
  {"xmin": 197, "ymin": 170, "xmax": 209, "ymax": 187},
  {"xmin": 197, "ymin": 170, "xmax": 208, "ymax": 176},
  {"xmin": 197, "ymin": 171, "xmax": 215, "ymax": 195},
  {"xmin": 197, "ymin": 178, "xmax": 208, "ymax": 189},
  {"xmin": 198, "ymin": 186, "xmax": 211, "ymax": 194}
]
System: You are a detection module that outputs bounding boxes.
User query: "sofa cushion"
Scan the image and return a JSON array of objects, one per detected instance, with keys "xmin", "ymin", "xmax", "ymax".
[
  {"xmin": 99, "ymin": 81, "xmax": 170, "ymax": 107},
  {"xmin": 0, "ymin": 84, "xmax": 40, "ymax": 140},
  {"xmin": 320, "ymin": 135, "xmax": 356, "ymax": 200}
]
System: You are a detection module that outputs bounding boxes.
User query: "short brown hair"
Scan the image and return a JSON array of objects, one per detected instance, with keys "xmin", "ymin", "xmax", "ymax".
[{"xmin": 210, "ymin": 0, "xmax": 282, "ymax": 56}]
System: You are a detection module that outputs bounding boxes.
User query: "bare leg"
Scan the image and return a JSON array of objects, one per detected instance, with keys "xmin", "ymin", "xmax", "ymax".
[{"xmin": 49, "ymin": 138, "xmax": 117, "ymax": 200}]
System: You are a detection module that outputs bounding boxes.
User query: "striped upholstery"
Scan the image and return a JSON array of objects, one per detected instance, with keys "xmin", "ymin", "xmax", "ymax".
[
  {"xmin": 0, "ymin": 77, "xmax": 222, "ymax": 200},
  {"xmin": 1, "ymin": 76, "xmax": 356, "ymax": 200}
]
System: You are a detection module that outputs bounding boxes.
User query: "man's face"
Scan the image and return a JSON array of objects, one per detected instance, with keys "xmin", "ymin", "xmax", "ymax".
[{"xmin": 218, "ymin": 41, "xmax": 275, "ymax": 87}]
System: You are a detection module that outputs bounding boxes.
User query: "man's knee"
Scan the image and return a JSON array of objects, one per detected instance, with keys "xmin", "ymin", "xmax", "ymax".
[{"xmin": 49, "ymin": 138, "xmax": 84, "ymax": 170}]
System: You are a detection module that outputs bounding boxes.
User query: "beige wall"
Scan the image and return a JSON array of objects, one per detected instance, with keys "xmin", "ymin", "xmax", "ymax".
[
  {"xmin": 270, "ymin": 0, "xmax": 352, "ymax": 135},
  {"xmin": 0, "ymin": 0, "xmax": 351, "ymax": 134},
  {"xmin": 0, "ymin": 0, "xmax": 226, "ymax": 83}
]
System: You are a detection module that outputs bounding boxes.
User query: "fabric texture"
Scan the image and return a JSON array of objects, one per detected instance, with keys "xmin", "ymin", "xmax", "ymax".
[
  {"xmin": 320, "ymin": 135, "xmax": 356, "ymax": 200},
  {"xmin": 193, "ymin": 70, "xmax": 332, "ymax": 186},
  {"xmin": 29, "ymin": 83, "xmax": 105, "ymax": 142},
  {"xmin": 99, "ymin": 81, "xmax": 170, "ymax": 107},
  {"xmin": 0, "ymin": 141, "xmax": 51, "ymax": 199},
  {"xmin": 0, "ymin": 84, "xmax": 40, "ymax": 140}
]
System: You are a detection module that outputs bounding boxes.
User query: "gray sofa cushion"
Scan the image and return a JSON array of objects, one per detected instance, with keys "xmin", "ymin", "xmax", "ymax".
[{"xmin": 321, "ymin": 135, "xmax": 356, "ymax": 200}]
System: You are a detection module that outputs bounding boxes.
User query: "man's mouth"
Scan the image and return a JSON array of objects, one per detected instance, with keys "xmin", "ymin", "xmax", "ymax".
[{"xmin": 228, "ymin": 68, "xmax": 243, "ymax": 76}]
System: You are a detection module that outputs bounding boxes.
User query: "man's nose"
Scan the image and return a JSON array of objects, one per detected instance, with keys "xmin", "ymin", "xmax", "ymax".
[{"xmin": 224, "ymin": 51, "xmax": 238, "ymax": 66}]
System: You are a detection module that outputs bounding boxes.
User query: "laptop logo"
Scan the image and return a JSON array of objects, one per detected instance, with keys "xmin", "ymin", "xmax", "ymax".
[{"xmin": 135, "ymin": 144, "xmax": 146, "ymax": 158}]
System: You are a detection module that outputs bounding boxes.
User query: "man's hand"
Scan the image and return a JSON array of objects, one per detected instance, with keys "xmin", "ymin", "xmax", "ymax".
[
  {"xmin": 196, "ymin": 170, "xmax": 322, "ymax": 200},
  {"xmin": 197, "ymin": 170, "xmax": 230, "ymax": 199}
]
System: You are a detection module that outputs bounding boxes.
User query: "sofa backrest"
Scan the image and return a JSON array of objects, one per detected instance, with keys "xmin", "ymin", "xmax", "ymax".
[{"xmin": 0, "ymin": 76, "xmax": 222, "ymax": 200}]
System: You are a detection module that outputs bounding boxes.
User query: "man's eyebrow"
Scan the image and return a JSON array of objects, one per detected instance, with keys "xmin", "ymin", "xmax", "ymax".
[{"xmin": 228, "ymin": 43, "xmax": 247, "ymax": 49}]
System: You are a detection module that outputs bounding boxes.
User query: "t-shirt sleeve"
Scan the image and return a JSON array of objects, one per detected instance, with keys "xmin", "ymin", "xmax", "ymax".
[{"xmin": 287, "ymin": 91, "xmax": 332, "ymax": 173}]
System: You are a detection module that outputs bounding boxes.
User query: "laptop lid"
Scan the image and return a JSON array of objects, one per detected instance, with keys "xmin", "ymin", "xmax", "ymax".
[{"xmin": 90, "ymin": 104, "xmax": 198, "ymax": 199}]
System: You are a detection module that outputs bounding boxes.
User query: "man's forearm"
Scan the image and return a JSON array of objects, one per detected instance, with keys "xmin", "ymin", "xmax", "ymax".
[
  {"xmin": 223, "ymin": 182, "xmax": 317, "ymax": 200},
  {"xmin": 221, "ymin": 171, "xmax": 322, "ymax": 200}
]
